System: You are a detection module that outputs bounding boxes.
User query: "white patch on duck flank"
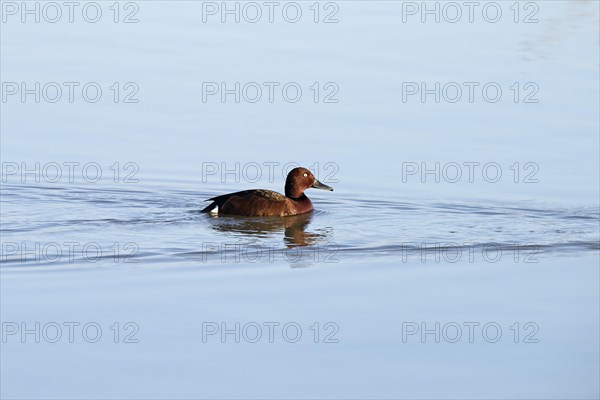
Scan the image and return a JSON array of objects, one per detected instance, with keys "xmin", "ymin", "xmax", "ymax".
[{"xmin": 209, "ymin": 205, "xmax": 219, "ymax": 215}]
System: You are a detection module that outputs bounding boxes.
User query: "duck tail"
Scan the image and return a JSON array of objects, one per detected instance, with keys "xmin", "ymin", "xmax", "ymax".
[
  {"xmin": 201, "ymin": 191, "xmax": 250, "ymax": 214},
  {"xmin": 201, "ymin": 200, "xmax": 219, "ymax": 214},
  {"xmin": 201, "ymin": 193, "xmax": 233, "ymax": 214}
]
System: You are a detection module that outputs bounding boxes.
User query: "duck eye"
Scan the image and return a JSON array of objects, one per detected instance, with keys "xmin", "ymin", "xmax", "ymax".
[{"xmin": 303, "ymin": 173, "xmax": 308, "ymax": 177}]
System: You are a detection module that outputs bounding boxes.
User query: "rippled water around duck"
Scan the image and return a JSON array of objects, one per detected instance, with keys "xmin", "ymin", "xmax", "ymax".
[{"xmin": 2, "ymin": 180, "xmax": 598, "ymax": 269}]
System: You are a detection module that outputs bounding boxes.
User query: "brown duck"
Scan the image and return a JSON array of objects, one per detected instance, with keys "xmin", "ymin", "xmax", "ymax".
[{"xmin": 201, "ymin": 167, "xmax": 333, "ymax": 217}]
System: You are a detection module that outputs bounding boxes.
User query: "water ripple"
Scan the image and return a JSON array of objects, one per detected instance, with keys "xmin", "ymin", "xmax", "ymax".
[{"xmin": 1, "ymin": 183, "xmax": 598, "ymax": 268}]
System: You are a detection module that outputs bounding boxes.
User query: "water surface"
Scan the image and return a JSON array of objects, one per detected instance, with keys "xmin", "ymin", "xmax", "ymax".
[{"xmin": 1, "ymin": 1, "xmax": 599, "ymax": 398}]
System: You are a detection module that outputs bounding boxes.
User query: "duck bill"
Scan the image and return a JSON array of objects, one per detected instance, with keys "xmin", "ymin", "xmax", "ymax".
[{"xmin": 312, "ymin": 179, "xmax": 333, "ymax": 191}]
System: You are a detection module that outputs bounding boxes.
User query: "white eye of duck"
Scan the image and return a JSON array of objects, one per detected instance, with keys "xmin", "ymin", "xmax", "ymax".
[{"xmin": 303, "ymin": 173, "xmax": 308, "ymax": 177}]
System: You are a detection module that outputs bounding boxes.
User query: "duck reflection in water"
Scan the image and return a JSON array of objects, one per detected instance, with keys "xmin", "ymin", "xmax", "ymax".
[{"xmin": 206, "ymin": 211, "xmax": 326, "ymax": 247}]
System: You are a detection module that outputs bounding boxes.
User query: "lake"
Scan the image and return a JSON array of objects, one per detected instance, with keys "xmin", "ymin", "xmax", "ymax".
[{"xmin": 1, "ymin": 1, "xmax": 599, "ymax": 398}]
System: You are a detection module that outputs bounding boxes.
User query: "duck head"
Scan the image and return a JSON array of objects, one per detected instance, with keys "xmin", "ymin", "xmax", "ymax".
[{"xmin": 285, "ymin": 167, "xmax": 333, "ymax": 199}]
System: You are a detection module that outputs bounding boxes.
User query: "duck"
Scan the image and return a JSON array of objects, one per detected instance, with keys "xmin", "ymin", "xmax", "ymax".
[{"xmin": 201, "ymin": 167, "xmax": 333, "ymax": 217}]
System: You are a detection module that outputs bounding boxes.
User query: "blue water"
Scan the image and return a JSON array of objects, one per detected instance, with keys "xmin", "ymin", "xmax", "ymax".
[{"xmin": 1, "ymin": 1, "xmax": 599, "ymax": 398}]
